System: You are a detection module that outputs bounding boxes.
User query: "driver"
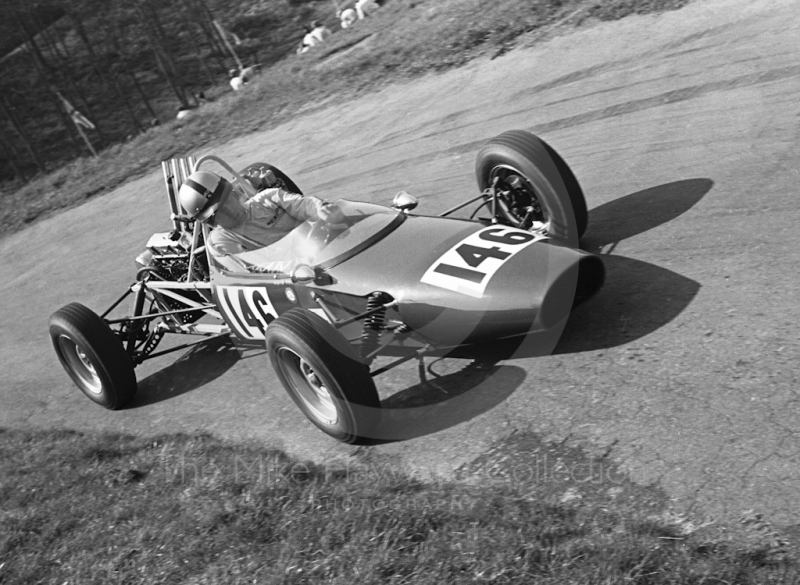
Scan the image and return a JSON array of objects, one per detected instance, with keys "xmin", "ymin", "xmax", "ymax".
[{"xmin": 178, "ymin": 169, "xmax": 340, "ymax": 272}]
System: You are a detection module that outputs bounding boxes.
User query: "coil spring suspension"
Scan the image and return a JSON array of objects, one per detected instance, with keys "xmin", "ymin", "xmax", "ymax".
[
  {"xmin": 360, "ymin": 292, "xmax": 390, "ymax": 361},
  {"xmin": 139, "ymin": 328, "xmax": 165, "ymax": 361}
]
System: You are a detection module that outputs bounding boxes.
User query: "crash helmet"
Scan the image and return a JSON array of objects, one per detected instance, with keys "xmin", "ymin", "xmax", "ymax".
[{"xmin": 178, "ymin": 170, "xmax": 233, "ymax": 222}]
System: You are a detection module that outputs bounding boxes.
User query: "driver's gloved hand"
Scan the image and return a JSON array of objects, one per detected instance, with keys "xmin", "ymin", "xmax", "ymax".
[
  {"xmin": 244, "ymin": 168, "xmax": 277, "ymax": 191},
  {"xmin": 318, "ymin": 202, "xmax": 344, "ymax": 224},
  {"xmin": 258, "ymin": 169, "xmax": 277, "ymax": 189}
]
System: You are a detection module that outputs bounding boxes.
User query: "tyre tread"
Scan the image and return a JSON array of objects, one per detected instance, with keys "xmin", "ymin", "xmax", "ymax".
[
  {"xmin": 49, "ymin": 302, "xmax": 136, "ymax": 409},
  {"xmin": 266, "ymin": 308, "xmax": 380, "ymax": 443},
  {"xmin": 475, "ymin": 130, "xmax": 588, "ymax": 241}
]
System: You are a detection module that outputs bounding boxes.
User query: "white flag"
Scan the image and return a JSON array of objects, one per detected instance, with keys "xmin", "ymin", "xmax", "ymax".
[
  {"xmin": 58, "ymin": 93, "xmax": 95, "ymax": 130},
  {"xmin": 215, "ymin": 21, "xmax": 241, "ymax": 45}
]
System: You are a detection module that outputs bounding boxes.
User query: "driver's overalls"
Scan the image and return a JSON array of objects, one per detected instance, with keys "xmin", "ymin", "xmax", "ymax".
[{"xmin": 207, "ymin": 187, "xmax": 327, "ymax": 272}]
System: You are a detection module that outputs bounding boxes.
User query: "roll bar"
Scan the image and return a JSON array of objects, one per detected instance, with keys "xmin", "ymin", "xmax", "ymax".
[{"xmin": 161, "ymin": 156, "xmax": 196, "ymax": 233}]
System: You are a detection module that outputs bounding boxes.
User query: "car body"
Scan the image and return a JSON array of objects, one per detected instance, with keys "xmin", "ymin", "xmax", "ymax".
[{"xmin": 49, "ymin": 130, "xmax": 605, "ymax": 443}]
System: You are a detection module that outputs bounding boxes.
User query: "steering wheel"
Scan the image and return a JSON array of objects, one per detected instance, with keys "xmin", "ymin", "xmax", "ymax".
[{"xmin": 305, "ymin": 219, "xmax": 332, "ymax": 246}]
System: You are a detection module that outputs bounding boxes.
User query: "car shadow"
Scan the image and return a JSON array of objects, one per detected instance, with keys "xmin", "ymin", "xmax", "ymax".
[
  {"xmin": 364, "ymin": 362, "xmax": 526, "ymax": 444},
  {"xmin": 580, "ymin": 178, "xmax": 713, "ymax": 253},
  {"xmin": 128, "ymin": 336, "xmax": 242, "ymax": 408},
  {"xmin": 553, "ymin": 178, "xmax": 713, "ymax": 353},
  {"xmin": 552, "ymin": 255, "xmax": 700, "ymax": 353},
  {"xmin": 365, "ymin": 178, "xmax": 713, "ymax": 441}
]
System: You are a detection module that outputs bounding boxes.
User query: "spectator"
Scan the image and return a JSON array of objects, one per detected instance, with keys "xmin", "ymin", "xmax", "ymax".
[
  {"xmin": 297, "ymin": 21, "xmax": 331, "ymax": 53},
  {"xmin": 355, "ymin": 0, "xmax": 380, "ymax": 20},
  {"xmin": 176, "ymin": 93, "xmax": 210, "ymax": 119},
  {"xmin": 338, "ymin": 7, "xmax": 357, "ymax": 28},
  {"xmin": 297, "ymin": 24, "xmax": 313, "ymax": 54},
  {"xmin": 229, "ymin": 69, "xmax": 245, "ymax": 91},
  {"xmin": 239, "ymin": 64, "xmax": 261, "ymax": 83},
  {"xmin": 308, "ymin": 21, "xmax": 332, "ymax": 45}
]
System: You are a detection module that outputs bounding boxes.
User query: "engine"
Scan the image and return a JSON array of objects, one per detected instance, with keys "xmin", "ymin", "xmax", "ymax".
[
  {"xmin": 135, "ymin": 231, "xmax": 207, "ymax": 282},
  {"xmin": 134, "ymin": 231, "xmax": 208, "ymax": 324}
]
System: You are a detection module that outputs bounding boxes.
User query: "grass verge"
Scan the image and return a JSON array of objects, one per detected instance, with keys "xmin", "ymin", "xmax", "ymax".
[
  {"xmin": 1, "ymin": 428, "xmax": 796, "ymax": 584},
  {"xmin": 1, "ymin": 0, "xmax": 691, "ymax": 237}
]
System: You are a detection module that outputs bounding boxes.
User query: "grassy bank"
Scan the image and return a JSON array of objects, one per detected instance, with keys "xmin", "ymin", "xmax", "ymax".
[
  {"xmin": 1, "ymin": 428, "xmax": 796, "ymax": 584},
  {"xmin": 0, "ymin": 0, "xmax": 691, "ymax": 237}
]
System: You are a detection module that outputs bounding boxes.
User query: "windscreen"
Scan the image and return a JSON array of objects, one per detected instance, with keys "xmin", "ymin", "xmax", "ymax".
[{"xmin": 233, "ymin": 200, "xmax": 403, "ymax": 274}]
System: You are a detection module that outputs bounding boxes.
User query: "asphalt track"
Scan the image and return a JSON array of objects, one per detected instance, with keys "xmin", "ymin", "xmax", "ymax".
[{"xmin": 2, "ymin": 0, "xmax": 798, "ymax": 529}]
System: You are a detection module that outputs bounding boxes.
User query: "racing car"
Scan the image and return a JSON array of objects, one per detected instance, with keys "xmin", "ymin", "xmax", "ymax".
[{"xmin": 49, "ymin": 130, "xmax": 605, "ymax": 444}]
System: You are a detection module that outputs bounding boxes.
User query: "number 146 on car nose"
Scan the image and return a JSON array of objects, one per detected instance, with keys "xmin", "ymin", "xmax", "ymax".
[{"xmin": 420, "ymin": 227, "xmax": 546, "ymax": 298}]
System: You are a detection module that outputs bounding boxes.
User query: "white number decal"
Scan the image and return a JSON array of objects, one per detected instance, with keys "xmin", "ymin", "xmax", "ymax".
[
  {"xmin": 216, "ymin": 286, "xmax": 277, "ymax": 340},
  {"xmin": 420, "ymin": 227, "xmax": 546, "ymax": 297}
]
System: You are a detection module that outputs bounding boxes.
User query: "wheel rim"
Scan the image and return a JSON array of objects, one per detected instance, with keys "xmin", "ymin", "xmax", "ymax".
[
  {"xmin": 488, "ymin": 164, "xmax": 549, "ymax": 232},
  {"xmin": 58, "ymin": 335, "xmax": 102, "ymax": 394},
  {"xmin": 276, "ymin": 347, "xmax": 338, "ymax": 425}
]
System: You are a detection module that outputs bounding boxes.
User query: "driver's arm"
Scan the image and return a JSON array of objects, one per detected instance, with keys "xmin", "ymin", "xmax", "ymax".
[
  {"xmin": 206, "ymin": 229, "xmax": 255, "ymax": 271},
  {"xmin": 207, "ymin": 237, "xmax": 289, "ymax": 274},
  {"xmin": 206, "ymin": 219, "xmax": 299, "ymax": 274},
  {"xmin": 253, "ymin": 188, "xmax": 327, "ymax": 221}
]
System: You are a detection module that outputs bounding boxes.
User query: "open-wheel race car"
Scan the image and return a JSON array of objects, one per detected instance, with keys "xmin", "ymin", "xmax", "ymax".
[{"xmin": 49, "ymin": 130, "xmax": 605, "ymax": 444}]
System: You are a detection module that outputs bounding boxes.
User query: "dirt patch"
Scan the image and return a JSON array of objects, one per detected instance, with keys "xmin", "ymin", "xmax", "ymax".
[{"xmin": 456, "ymin": 431, "xmax": 670, "ymax": 519}]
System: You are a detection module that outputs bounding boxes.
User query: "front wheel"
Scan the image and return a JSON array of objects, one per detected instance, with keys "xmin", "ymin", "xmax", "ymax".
[
  {"xmin": 49, "ymin": 303, "xmax": 137, "ymax": 409},
  {"xmin": 475, "ymin": 131, "xmax": 588, "ymax": 246},
  {"xmin": 265, "ymin": 308, "xmax": 380, "ymax": 444}
]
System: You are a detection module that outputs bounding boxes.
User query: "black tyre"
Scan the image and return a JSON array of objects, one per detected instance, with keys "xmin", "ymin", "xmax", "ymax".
[
  {"xmin": 239, "ymin": 162, "xmax": 303, "ymax": 194},
  {"xmin": 49, "ymin": 303, "xmax": 137, "ymax": 409},
  {"xmin": 266, "ymin": 308, "xmax": 380, "ymax": 444},
  {"xmin": 475, "ymin": 130, "xmax": 588, "ymax": 245}
]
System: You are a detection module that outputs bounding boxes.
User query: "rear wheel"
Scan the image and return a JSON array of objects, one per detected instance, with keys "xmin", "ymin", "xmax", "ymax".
[
  {"xmin": 475, "ymin": 130, "xmax": 587, "ymax": 245},
  {"xmin": 49, "ymin": 303, "xmax": 137, "ymax": 409},
  {"xmin": 266, "ymin": 308, "xmax": 380, "ymax": 444}
]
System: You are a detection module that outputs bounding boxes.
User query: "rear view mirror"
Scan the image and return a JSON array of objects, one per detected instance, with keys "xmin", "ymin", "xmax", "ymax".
[
  {"xmin": 291, "ymin": 264, "xmax": 315, "ymax": 283},
  {"xmin": 392, "ymin": 191, "xmax": 418, "ymax": 212}
]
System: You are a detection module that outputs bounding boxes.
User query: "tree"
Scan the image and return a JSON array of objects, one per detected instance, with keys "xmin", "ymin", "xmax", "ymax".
[
  {"xmin": 133, "ymin": 0, "xmax": 191, "ymax": 109},
  {"xmin": 66, "ymin": 0, "xmax": 144, "ymax": 134},
  {"xmin": 0, "ymin": 88, "xmax": 44, "ymax": 174}
]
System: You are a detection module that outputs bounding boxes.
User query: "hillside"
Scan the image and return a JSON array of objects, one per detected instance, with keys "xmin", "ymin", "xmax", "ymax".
[
  {"xmin": 0, "ymin": 0, "xmax": 341, "ymax": 182},
  {"xmin": 0, "ymin": 0, "xmax": 689, "ymax": 236}
]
